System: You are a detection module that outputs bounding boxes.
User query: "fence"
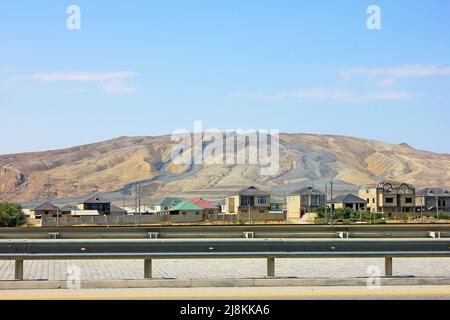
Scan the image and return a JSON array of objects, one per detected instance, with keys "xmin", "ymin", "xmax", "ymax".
[
  {"xmin": 41, "ymin": 212, "xmax": 285, "ymax": 227},
  {"xmin": 41, "ymin": 213, "xmax": 204, "ymax": 227},
  {"xmin": 2, "ymin": 238, "xmax": 450, "ymax": 280}
]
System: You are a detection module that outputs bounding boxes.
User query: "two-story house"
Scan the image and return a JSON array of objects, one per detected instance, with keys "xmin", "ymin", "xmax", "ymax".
[
  {"xmin": 225, "ymin": 186, "xmax": 271, "ymax": 215},
  {"xmin": 359, "ymin": 181, "xmax": 416, "ymax": 213},
  {"xmin": 286, "ymin": 186, "xmax": 326, "ymax": 219},
  {"xmin": 416, "ymin": 188, "xmax": 450, "ymax": 213},
  {"xmin": 77, "ymin": 194, "xmax": 112, "ymax": 215}
]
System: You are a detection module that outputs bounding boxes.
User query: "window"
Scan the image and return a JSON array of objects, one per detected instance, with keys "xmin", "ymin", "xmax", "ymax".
[
  {"xmin": 386, "ymin": 197, "xmax": 394, "ymax": 204},
  {"xmin": 367, "ymin": 198, "xmax": 370, "ymax": 204},
  {"xmin": 258, "ymin": 196, "xmax": 267, "ymax": 205},
  {"xmin": 405, "ymin": 198, "xmax": 412, "ymax": 204},
  {"xmin": 241, "ymin": 196, "xmax": 254, "ymax": 206},
  {"xmin": 373, "ymin": 198, "xmax": 375, "ymax": 203}
]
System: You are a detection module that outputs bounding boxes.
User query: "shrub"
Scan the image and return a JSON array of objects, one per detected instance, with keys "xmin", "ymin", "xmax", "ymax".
[{"xmin": 0, "ymin": 203, "xmax": 25, "ymax": 227}]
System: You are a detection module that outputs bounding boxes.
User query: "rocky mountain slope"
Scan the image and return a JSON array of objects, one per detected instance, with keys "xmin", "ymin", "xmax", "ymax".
[{"xmin": 1, "ymin": 133, "xmax": 449, "ymax": 204}]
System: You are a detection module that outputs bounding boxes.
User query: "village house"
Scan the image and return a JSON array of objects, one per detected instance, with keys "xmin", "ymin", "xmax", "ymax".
[
  {"xmin": 188, "ymin": 198, "xmax": 219, "ymax": 219},
  {"xmin": 359, "ymin": 181, "xmax": 416, "ymax": 213},
  {"xmin": 155, "ymin": 197, "xmax": 183, "ymax": 212},
  {"xmin": 330, "ymin": 194, "xmax": 367, "ymax": 211},
  {"xmin": 166, "ymin": 200, "xmax": 204, "ymax": 223},
  {"xmin": 286, "ymin": 186, "xmax": 326, "ymax": 220},
  {"xmin": 77, "ymin": 195, "xmax": 112, "ymax": 215},
  {"xmin": 225, "ymin": 186, "xmax": 271, "ymax": 215},
  {"xmin": 416, "ymin": 188, "xmax": 450, "ymax": 213},
  {"xmin": 32, "ymin": 202, "xmax": 62, "ymax": 219}
]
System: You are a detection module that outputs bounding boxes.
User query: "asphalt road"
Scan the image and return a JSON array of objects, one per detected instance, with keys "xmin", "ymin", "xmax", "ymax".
[{"xmin": 1, "ymin": 286, "xmax": 450, "ymax": 300}]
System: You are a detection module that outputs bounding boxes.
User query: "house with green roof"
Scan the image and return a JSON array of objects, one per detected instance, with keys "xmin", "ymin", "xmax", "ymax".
[
  {"xmin": 155, "ymin": 197, "xmax": 184, "ymax": 212},
  {"xmin": 165, "ymin": 200, "xmax": 204, "ymax": 223}
]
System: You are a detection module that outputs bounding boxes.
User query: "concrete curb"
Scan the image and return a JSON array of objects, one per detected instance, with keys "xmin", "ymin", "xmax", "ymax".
[{"xmin": 1, "ymin": 277, "xmax": 450, "ymax": 290}]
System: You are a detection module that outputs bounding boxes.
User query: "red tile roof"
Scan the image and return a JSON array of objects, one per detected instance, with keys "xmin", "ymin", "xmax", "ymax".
[{"xmin": 188, "ymin": 198, "xmax": 218, "ymax": 209}]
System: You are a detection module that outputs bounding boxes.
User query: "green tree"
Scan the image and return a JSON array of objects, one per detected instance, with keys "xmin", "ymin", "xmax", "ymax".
[{"xmin": 0, "ymin": 203, "xmax": 25, "ymax": 227}]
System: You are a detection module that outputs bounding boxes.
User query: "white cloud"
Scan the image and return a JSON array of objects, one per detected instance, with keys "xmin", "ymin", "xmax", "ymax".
[
  {"xmin": 232, "ymin": 91, "xmax": 288, "ymax": 102},
  {"xmin": 235, "ymin": 88, "xmax": 412, "ymax": 103},
  {"xmin": 101, "ymin": 78, "xmax": 136, "ymax": 94},
  {"xmin": 294, "ymin": 88, "xmax": 412, "ymax": 102},
  {"xmin": 16, "ymin": 71, "xmax": 138, "ymax": 93},
  {"xmin": 18, "ymin": 71, "xmax": 137, "ymax": 81},
  {"xmin": 343, "ymin": 65, "xmax": 450, "ymax": 79}
]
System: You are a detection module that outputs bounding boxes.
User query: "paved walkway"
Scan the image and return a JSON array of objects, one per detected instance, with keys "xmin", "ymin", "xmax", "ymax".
[
  {"xmin": 1, "ymin": 258, "xmax": 450, "ymax": 281},
  {"xmin": 2, "ymin": 286, "xmax": 450, "ymax": 300}
]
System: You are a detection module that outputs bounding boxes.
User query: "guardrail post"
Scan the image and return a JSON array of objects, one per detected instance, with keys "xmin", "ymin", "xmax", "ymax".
[
  {"xmin": 385, "ymin": 257, "xmax": 393, "ymax": 277},
  {"xmin": 144, "ymin": 259, "xmax": 152, "ymax": 279},
  {"xmin": 15, "ymin": 260, "xmax": 24, "ymax": 281},
  {"xmin": 267, "ymin": 258, "xmax": 275, "ymax": 278}
]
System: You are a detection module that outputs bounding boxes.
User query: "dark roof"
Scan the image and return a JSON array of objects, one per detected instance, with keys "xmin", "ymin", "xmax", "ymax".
[
  {"xmin": 331, "ymin": 194, "xmax": 367, "ymax": 204},
  {"xmin": 290, "ymin": 186, "xmax": 324, "ymax": 196},
  {"xmin": 81, "ymin": 194, "xmax": 110, "ymax": 204},
  {"xmin": 236, "ymin": 186, "xmax": 270, "ymax": 196},
  {"xmin": 33, "ymin": 202, "xmax": 61, "ymax": 211},
  {"xmin": 110, "ymin": 204, "xmax": 127, "ymax": 213},
  {"xmin": 416, "ymin": 188, "xmax": 450, "ymax": 197}
]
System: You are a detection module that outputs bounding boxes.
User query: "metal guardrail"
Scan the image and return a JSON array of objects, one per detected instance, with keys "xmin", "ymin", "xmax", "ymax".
[
  {"xmin": 2, "ymin": 238, "xmax": 450, "ymax": 280},
  {"xmin": 1, "ymin": 224, "xmax": 450, "ymax": 239}
]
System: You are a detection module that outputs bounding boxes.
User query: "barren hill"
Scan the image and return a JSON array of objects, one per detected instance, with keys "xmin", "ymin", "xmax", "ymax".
[{"xmin": 1, "ymin": 133, "xmax": 450, "ymax": 204}]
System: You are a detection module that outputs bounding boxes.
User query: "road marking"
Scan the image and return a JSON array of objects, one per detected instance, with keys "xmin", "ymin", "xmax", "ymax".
[{"xmin": 2, "ymin": 291, "xmax": 450, "ymax": 300}]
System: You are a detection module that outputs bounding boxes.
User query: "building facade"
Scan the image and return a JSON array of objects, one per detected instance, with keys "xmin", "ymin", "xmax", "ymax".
[
  {"xmin": 78, "ymin": 195, "xmax": 111, "ymax": 215},
  {"xmin": 188, "ymin": 198, "xmax": 219, "ymax": 219},
  {"xmin": 225, "ymin": 186, "xmax": 271, "ymax": 216},
  {"xmin": 286, "ymin": 186, "xmax": 326, "ymax": 219},
  {"xmin": 166, "ymin": 201, "xmax": 204, "ymax": 223},
  {"xmin": 359, "ymin": 181, "xmax": 416, "ymax": 213},
  {"xmin": 330, "ymin": 194, "xmax": 367, "ymax": 211},
  {"xmin": 32, "ymin": 202, "xmax": 61, "ymax": 219},
  {"xmin": 416, "ymin": 188, "xmax": 450, "ymax": 213}
]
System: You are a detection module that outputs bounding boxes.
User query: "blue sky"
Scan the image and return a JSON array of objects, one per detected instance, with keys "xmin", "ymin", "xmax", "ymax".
[{"xmin": 0, "ymin": 0, "xmax": 449, "ymax": 154}]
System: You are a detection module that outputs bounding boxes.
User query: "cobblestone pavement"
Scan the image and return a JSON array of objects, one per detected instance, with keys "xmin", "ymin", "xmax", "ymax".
[{"xmin": 1, "ymin": 258, "xmax": 450, "ymax": 281}]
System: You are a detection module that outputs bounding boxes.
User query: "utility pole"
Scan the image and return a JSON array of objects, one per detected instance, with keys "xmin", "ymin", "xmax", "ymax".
[
  {"xmin": 138, "ymin": 184, "xmax": 142, "ymax": 227},
  {"xmin": 325, "ymin": 184, "xmax": 328, "ymax": 224},
  {"xmin": 248, "ymin": 201, "xmax": 251, "ymax": 225},
  {"xmin": 330, "ymin": 180, "xmax": 334, "ymax": 226},
  {"xmin": 436, "ymin": 195, "xmax": 440, "ymax": 221},
  {"xmin": 134, "ymin": 184, "xmax": 138, "ymax": 227}
]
